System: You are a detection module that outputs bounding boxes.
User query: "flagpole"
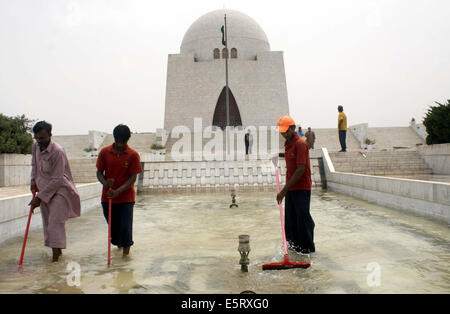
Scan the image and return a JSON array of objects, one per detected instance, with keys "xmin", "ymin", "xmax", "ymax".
[{"xmin": 224, "ymin": 14, "xmax": 230, "ymax": 155}]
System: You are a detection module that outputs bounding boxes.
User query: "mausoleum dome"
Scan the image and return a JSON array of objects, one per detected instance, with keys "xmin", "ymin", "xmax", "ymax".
[{"xmin": 180, "ymin": 9, "xmax": 270, "ymax": 61}]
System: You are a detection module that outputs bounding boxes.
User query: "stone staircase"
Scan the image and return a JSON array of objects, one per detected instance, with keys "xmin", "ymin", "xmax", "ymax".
[
  {"xmin": 52, "ymin": 133, "xmax": 156, "ymax": 184},
  {"xmin": 52, "ymin": 135, "xmax": 89, "ymax": 158},
  {"xmin": 68, "ymin": 158, "xmax": 98, "ymax": 183},
  {"xmin": 100, "ymin": 133, "xmax": 156, "ymax": 153},
  {"xmin": 311, "ymin": 127, "xmax": 424, "ymax": 152},
  {"xmin": 53, "ymin": 133, "xmax": 157, "ymax": 159},
  {"xmin": 367, "ymin": 127, "xmax": 425, "ymax": 150},
  {"xmin": 329, "ymin": 150, "xmax": 433, "ymax": 176},
  {"xmin": 162, "ymin": 129, "xmax": 284, "ymax": 161},
  {"xmin": 52, "ymin": 127, "xmax": 428, "ymax": 185},
  {"xmin": 313, "ymin": 128, "xmax": 361, "ymax": 151}
]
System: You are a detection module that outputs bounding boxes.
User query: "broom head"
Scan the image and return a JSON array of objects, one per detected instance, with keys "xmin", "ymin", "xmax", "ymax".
[{"xmin": 262, "ymin": 254, "xmax": 310, "ymax": 270}]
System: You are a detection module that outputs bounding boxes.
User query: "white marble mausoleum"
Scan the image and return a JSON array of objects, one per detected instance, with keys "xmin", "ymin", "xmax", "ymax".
[{"xmin": 163, "ymin": 9, "xmax": 290, "ymax": 132}]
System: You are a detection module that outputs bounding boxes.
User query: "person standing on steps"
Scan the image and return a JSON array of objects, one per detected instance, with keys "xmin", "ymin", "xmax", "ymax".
[
  {"xmin": 248, "ymin": 129, "xmax": 253, "ymax": 155},
  {"xmin": 245, "ymin": 130, "xmax": 250, "ymax": 155},
  {"xmin": 297, "ymin": 126, "xmax": 305, "ymax": 138},
  {"xmin": 305, "ymin": 127, "xmax": 316, "ymax": 149},
  {"xmin": 337, "ymin": 105, "xmax": 347, "ymax": 152}
]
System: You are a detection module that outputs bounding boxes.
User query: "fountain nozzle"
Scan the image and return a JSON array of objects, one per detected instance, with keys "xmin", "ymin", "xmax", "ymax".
[
  {"xmin": 230, "ymin": 189, "xmax": 238, "ymax": 208},
  {"xmin": 238, "ymin": 235, "xmax": 250, "ymax": 272}
]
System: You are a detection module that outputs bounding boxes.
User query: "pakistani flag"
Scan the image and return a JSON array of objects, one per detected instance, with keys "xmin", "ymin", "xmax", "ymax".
[{"xmin": 221, "ymin": 25, "xmax": 226, "ymax": 46}]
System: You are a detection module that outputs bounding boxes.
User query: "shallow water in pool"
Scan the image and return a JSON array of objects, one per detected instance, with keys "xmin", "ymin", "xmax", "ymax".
[{"xmin": 0, "ymin": 190, "xmax": 448, "ymax": 294}]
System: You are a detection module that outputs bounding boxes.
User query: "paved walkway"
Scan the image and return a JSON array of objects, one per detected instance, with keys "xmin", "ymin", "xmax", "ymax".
[{"xmin": 0, "ymin": 185, "xmax": 30, "ymax": 199}]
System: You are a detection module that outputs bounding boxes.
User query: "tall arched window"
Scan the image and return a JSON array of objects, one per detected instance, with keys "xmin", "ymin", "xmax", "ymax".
[
  {"xmin": 213, "ymin": 48, "xmax": 220, "ymax": 59},
  {"xmin": 212, "ymin": 86, "xmax": 242, "ymax": 130},
  {"xmin": 231, "ymin": 48, "xmax": 237, "ymax": 59},
  {"xmin": 222, "ymin": 48, "xmax": 228, "ymax": 59}
]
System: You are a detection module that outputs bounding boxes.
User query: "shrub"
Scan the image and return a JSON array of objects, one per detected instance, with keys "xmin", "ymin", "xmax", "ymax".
[
  {"xmin": 0, "ymin": 114, "xmax": 34, "ymax": 154},
  {"xmin": 151, "ymin": 143, "xmax": 165, "ymax": 150},
  {"xmin": 423, "ymin": 100, "xmax": 450, "ymax": 145}
]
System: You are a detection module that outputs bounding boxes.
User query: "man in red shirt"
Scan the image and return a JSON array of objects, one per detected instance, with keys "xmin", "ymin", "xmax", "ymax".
[
  {"xmin": 96, "ymin": 124, "xmax": 142, "ymax": 256},
  {"xmin": 276, "ymin": 116, "xmax": 315, "ymax": 254}
]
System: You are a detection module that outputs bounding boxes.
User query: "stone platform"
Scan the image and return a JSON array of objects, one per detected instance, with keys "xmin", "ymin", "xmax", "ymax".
[{"xmin": 0, "ymin": 182, "xmax": 102, "ymax": 243}]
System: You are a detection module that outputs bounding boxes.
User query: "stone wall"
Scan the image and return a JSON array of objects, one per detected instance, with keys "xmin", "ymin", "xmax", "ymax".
[
  {"xmin": 348, "ymin": 123, "xmax": 368, "ymax": 149},
  {"xmin": 0, "ymin": 154, "xmax": 100, "ymax": 186},
  {"xmin": 138, "ymin": 156, "xmax": 323, "ymax": 193},
  {"xmin": 322, "ymin": 148, "xmax": 450, "ymax": 223},
  {"xmin": 410, "ymin": 120, "xmax": 427, "ymax": 141},
  {"xmin": 0, "ymin": 182, "xmax": 102, "ymax": 243},
  {"xmin": 417, "ymin": 143, "xmax": 450, "ymax": 174},
  {"xmin": 0, "ymin": 154, "xmax": 31, "ymax": 187}
]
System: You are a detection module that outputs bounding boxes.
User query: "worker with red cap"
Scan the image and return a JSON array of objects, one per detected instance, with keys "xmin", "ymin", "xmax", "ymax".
[{"xmin": 276, "ymin": 116, "xmax": 315, "ymax": 254}]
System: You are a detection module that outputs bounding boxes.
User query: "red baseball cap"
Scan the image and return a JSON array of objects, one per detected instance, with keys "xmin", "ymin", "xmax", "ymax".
[{"xmin": 276, "ymin": 116, "xmax": 295, "ymax": 133}]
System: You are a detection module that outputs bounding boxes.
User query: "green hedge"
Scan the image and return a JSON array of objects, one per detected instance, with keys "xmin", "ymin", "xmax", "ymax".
[
  {"xmin": 0, "ymin": 114, "xmax": 34, "ymax": 154},
  {"xmin": 423, "ymin": 100, "xmax": 450, "ymax": 145}
]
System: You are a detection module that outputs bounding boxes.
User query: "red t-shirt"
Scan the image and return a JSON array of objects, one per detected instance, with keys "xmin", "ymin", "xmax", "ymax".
[
  {"xmin": 284, "ymin": 134, "xmax": 312, "ymax": 191},
  {"xmin": 96, "ymin": 144, "xmax": 142, "ymax": 203}
]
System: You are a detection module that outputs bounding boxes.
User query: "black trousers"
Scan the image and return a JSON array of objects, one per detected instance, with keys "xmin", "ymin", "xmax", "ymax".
[
  {"xmin": 285, "ymin": 190, "xmax": 315, "ymax": 252},
  {"xmin": 339, "ymin": 130, "xmax": 347, "ymax": 151},
  {"xmin": 102, "ymin": 202, "xmax": 134, "ymax": 247}
]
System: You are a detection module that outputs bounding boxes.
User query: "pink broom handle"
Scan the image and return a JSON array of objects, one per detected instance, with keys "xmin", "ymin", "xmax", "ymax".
[
  {"xmin": 19, "ymin": 191, "xmax": 36, "ymax": 268},
  {"xmin": 108, "ymin": 193, "xmax": 112, "ymax": 266},
  {"xmin": 275, "ymin": 167, "xmax": 289, "ymax": 256}
]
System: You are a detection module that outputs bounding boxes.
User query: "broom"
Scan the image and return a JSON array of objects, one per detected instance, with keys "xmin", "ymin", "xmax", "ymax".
[
  {"xmin": 107, "ymin": 192, "xmax": 112, "ymax": 266},
  {"xmin": 18, "ymin": 191, "xmax": 36, "ymax": 269},
  {"xmin": 262, "ymin": 155, "xmax": 311, "ymax": 270}
]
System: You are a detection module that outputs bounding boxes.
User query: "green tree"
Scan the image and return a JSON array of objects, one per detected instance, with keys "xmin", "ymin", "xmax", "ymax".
[
  {"xmin": 0, "ymin": 114, "xmax": 34, "ymax": 154},
  {"xmin": 423, "ymin": 100, "xmax": 450, "ymax": 145}
]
